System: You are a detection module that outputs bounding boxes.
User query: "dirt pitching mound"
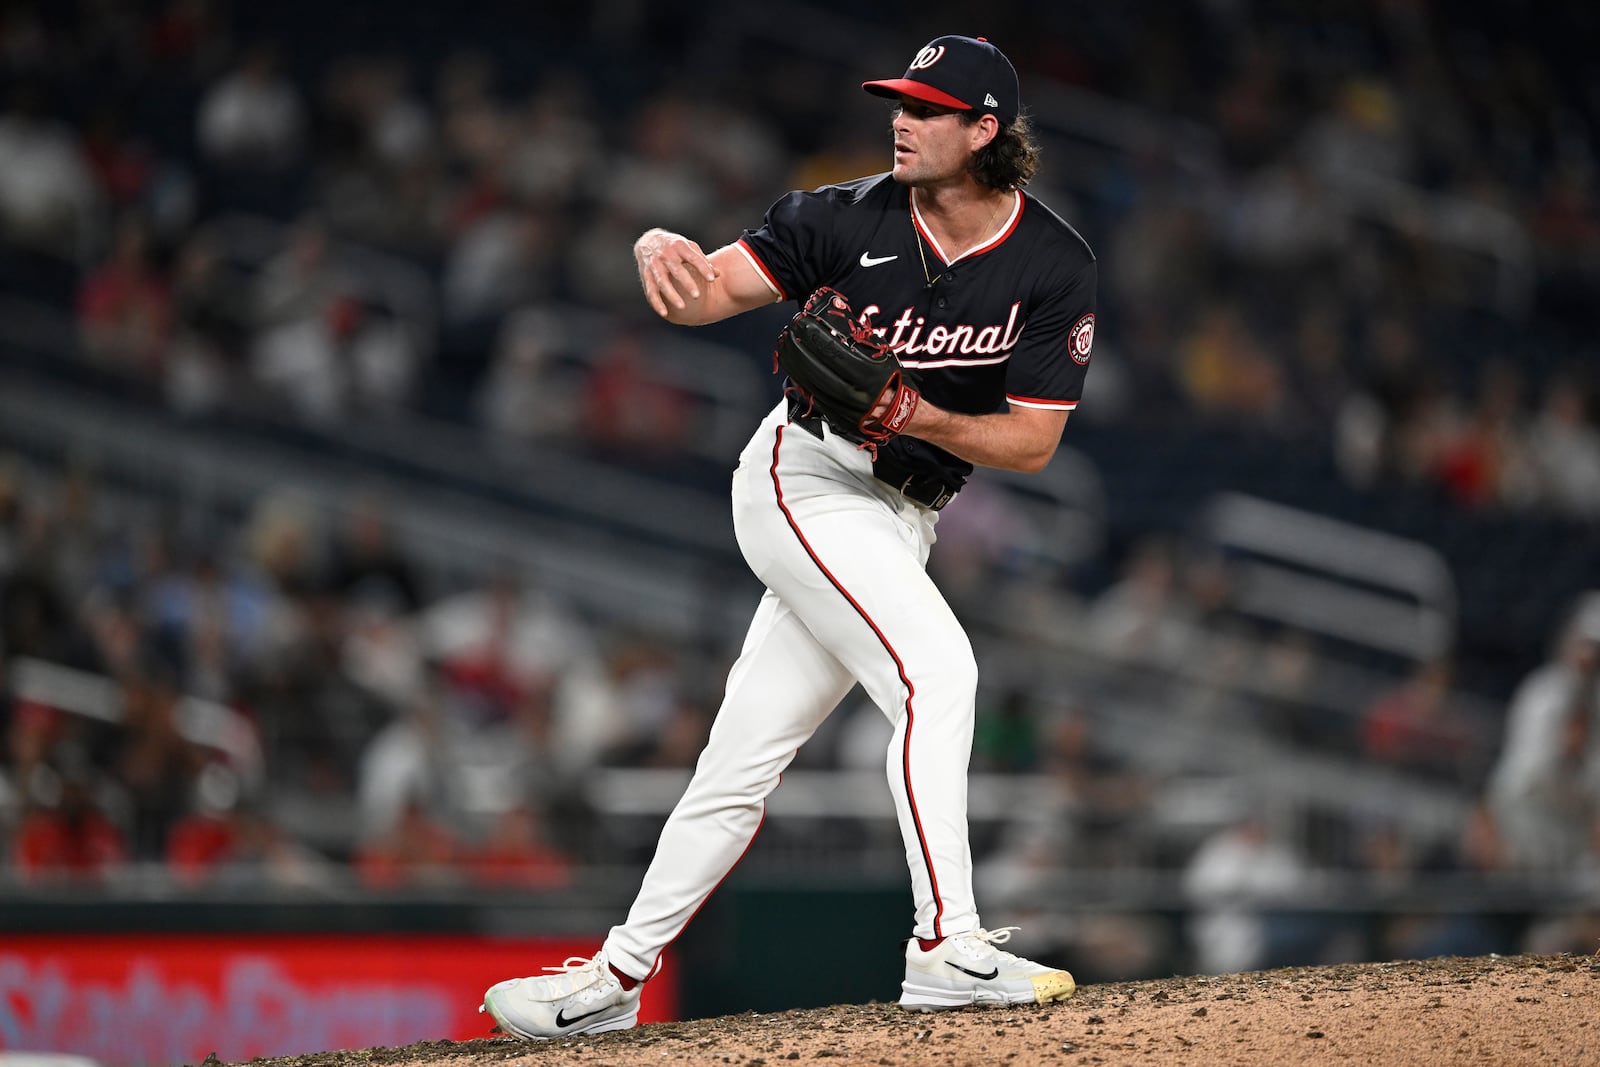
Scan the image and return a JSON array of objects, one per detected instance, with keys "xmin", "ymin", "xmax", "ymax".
[{"xmin": 221, "ymin": 954, "xmax": 1600, "ymax": 1067}]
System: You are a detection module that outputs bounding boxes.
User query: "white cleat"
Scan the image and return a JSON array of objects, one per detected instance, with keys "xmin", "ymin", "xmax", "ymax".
[
  {"xmin": 481, "ymin": 953, "xmax": 641, "ymax": 1040},
  {"xmin": 899, "ymin": 927, "xmax": 1075, "ymax": 1011}
]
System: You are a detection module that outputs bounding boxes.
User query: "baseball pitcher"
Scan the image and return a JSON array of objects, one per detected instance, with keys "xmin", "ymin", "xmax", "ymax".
[{"xmin": 484, "ymin": 33, "xmax": 1096, "ymax": 1038}]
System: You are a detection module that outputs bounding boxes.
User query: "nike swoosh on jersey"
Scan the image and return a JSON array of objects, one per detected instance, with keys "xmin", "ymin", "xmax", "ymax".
[
  {"xmin": 859, "ymin": 252, "xmax": 899, "ymax": 267},
  {"xmin": 946, "ymin": 962, "xmax": 1000, "ymax": 981},
  {"xmin": 555, "ymin": 1004, "xmax": 613, "ymax": 1028}
]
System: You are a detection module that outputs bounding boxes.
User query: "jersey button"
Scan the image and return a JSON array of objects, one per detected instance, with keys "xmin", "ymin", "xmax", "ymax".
[{"xmin": 936, "ymin": 297, "xmax": 948, "ymax": 309}]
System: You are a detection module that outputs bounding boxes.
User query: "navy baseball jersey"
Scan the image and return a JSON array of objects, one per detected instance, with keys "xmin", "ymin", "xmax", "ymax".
[{"xmin": 736, "ymin": 173, "xmax": 1096, "ymax": 490}]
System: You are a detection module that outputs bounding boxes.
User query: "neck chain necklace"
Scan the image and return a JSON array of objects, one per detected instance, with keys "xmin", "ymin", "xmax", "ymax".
[{"xmin": 912, "ymin": 191, "xmax": 1007, "ymax": 289}]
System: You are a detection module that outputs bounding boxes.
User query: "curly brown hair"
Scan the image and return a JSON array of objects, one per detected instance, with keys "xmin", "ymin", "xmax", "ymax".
[{"xmin": 962, "ymin": 112, "xmax": 1040, "ymax": 191}]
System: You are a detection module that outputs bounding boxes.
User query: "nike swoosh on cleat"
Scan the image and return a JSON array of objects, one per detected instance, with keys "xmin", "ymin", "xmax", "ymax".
[
  {"xmin": 946, "ymin": 962, "xmax": 1000, "ymax": 981},
  {"xmin": 555, "ymin": 1005, "xmax": 613, "ymax": 1028},
  {"xmin": 859, "ymin": 252, "xmax": 898, "ymax": 267}
]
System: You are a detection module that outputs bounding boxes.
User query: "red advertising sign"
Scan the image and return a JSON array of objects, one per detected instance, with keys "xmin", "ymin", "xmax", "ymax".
[{"xmin": 0, "ymin": 934, "xmax": 678, "ymax": 1066}]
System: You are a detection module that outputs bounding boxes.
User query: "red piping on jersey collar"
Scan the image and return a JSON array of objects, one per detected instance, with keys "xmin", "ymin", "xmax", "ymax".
[{"xmin": 910, "ymin": 189, "xmax": 1023, "ymax": 267}]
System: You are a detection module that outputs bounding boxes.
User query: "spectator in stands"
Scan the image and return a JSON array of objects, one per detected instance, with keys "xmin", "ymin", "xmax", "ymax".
[
  {"xmin": 251, "ymin": 275, "xmax": 419, "ymax": 422},
  {"xmin": 1431, "ymin": 359, "xmax": 1539, "ymax": 513},
  {"xmin": 141, "ymin": 540, "xmax": 273, "ymax": 702},
  {"xmin": 1284, "ymin": 300, "xmax": 1356, "ymax": 430},
  {"xmin": 1299, "ymin": 77, "xmax": 1413, "ymax": 193},
  {"xmin": 315, "ymin": 57, "xmax": 441, "ymax": 254},
  {"xmin": 80, "ymin": 105, "xmax": 154, "ymax": 214},
  {"xmin": 441, "ymin": 205, "xmax": 557, "ymax": 329},
  {"xmin": 0, "ymin": 509, "xmax": 76, "ymax": 664},
  {"xmin": 8, "ymin": 698, "xmax": 126, "ymax": 882},
  {"xmin": 1252, "ymin": 629, "xmax": 1333, "ymax": 747},
  {"xmin": 0, "ymin": 455, "xmax": 21, "ymax": 573},
  {"xmin": 433, "ymin": 48, "xmax": 504, "ymax": 176},
  {"xmin": 978, "ymin": 702, "xmax": 1151, "ymax": 906},
  {"xmin": 11, "ymin": 764, "xmax": 127, "ymax": 883},
  {"xmin": 1527, "ymin": 160, "xmax": 1600, "ymax": 315},
  {"xmin": 1183, "ymin": 809, "xmax": 1318, "ymax": 974},
  {"xmin": 1486, "ymin": 591, "xmax": 1600, "ymax": 871},
  {"xmin": 3, "ymin": 700, "xmax": 56, "ymax": 831},
  {"xmin": 504, "ymin": 74, "xmax": 603, "ymax": 208},
  {"xmin": 167, "ymin": 761, "xmax": 340, "ymax": 890},
  {"xmin": 344, "ymin": 302, "xmax": 420, "ymax": 416},
  {"xmin": 332, "ymin": 497, "xmax": 425, "ymax": 708},
  {"xmin": 76, "ymin": 214, "xmax": 172, "ymax": 375},
  {"xmin": 252, "ymin": 216, "xmax": 339, "ymax": 330},
  {"xmin": 254, "ymin": 586, "xmax": 392, "ymax": 797},
  {"xmin": 567, "ymin": 202, "xmax": 660, "ymax": 310},
  {"xmin": 164, "ymin": 761, "xmax": 245, "ymax": 886},
  {"xmin": 45, "ymin": 464, "xmax": 114, "ymax": 606},
  {"xmin": 1085, "ymin": 536, "xmax": 1204, "ymax": 666},
  {"xmin": 594, "ymin": 637, "xmax": 699, "ymax": 768},
  {"xmin": 197, "ymin": 43, "xmax": 306, "ymax": 171},
  {"xmin": 601, "ymin": 97, "xmax": 719, "ymax": 237},
  {"xmin": 578, "ymin": 328, "xmax": 694, "ymax": 461},
  {"xmin": 1368, "ymin": 804, "xmax": 1519, "ymax": 960},
  {"xmin": 0, "ymin": 85, "xmax": 102, "ymax": 257},
  {"xmin": 1521, "ymin": 810, "xmax": 1600, "ymax": 954},
  {"xmin": 353, "ymin": 792, "xmax": 460, "ymax": 889},
  {"xmin": 1360, "ymin": 657, "xmax": 1480, "ymax": 785},
  {"xmin": 328, "ymin": 494, "xmax": 423, "ymax": 617},
  {"xmin": 466, "ymin": 801, "xmax": 572, "ymax": 890},
  {"xmin": 1218, "ymin": 159, "xmax": 1345, "ymax": 276},
  {"xmin": 476, "ymin": 309, "xmax": 579, "ymax": 449},
  {"xmin": 356, "ymin": 667, "xmax": 455, "ymax": 842},
  {"xmin": 416, "ymin": 573, "xmax": 598, "ymax": 733},
  {"xmin": 1337, "ymin": 315, "xmax": 1444, "ymax": 491},
  {"xmin": 922, "ymin": 478, "xmax": 1031, "ymax": 617},
  {"xmin": 320, "ymin": 54, "xmax": 434, "ymax": 177},
  {"xmin": 107, "ymin": 663, "xmax": 208, "ymax": 859},
  {"xmin": 247, "ymin": 291, "xmax": 358, "ymax": 423},
  {"xmin": 643, "ymin": 700, "xmax": 713, "ymax": 770},
  {"xmin": 1174, "ymin": 304, "xmax": 1285, "ymax": 425},
  {"xmin": 1044, "ymin": 707, "xmax": 1152, "ymax": 865},
  {"xmin": 1527, "ymin": 371, "xmax": 1600, "ymax": 520},
  {"xmin": 972, "ymin": 687, "xmax": 1043, "ymax": 775},
  {"xmin": 164, "ymin": 230, "xmax": 250, "ymax": 416}
]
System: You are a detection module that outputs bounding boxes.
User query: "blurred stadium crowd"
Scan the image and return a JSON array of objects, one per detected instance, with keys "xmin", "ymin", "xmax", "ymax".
[{"xmin": 1, "ymin": 0, "xmax": 1598, "ymax": 977}]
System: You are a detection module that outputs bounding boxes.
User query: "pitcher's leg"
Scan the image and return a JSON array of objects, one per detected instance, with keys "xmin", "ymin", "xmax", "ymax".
[
  {"xmin": 751, "ymin": 425, "xmax": 982, "ymax": 940},
  {"xmin": 818, "ymin": 572, "xmax": 979, "ymax": 941},
  {"xmin": 880, "ymin": 642, "xmax": 977, "ymax": 940},
  {"xmin": 603, "ymin": 589, "xmax": 855, "ymax": 980}
]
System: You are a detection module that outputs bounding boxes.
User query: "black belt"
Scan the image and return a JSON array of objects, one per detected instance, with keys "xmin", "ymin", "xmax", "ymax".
[{"xmin": 787, "ymin": 402, "xmax": 957, "ymax": 511}]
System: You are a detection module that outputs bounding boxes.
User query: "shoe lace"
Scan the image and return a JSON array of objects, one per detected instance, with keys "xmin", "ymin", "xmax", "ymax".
[
  {"xmin": 954, "ymin": 927, "xmax": 1024, "ymax": 963},
  {"xmin": 543, "ymin": 954, "xmax": 606, "ymax": 977},
  {"xmin": 534, "ymin": 954, "xmax": 616, "ymax": 1001}
]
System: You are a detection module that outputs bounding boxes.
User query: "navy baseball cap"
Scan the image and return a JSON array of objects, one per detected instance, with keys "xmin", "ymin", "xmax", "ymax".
[{"xmin": 863, "ymin": 35, "xmax": 1020, "ymax": 126}]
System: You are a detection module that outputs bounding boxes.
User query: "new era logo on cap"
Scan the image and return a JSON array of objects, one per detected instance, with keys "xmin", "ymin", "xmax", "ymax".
[{"xmin": 862, "ymin": 35, "xmax": 1021, "ymax": 126}]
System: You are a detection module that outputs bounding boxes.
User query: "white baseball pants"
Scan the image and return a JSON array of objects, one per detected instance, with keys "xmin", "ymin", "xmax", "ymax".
[{"xmin": 604, "ymin": 400, "xmax": 981, "ymax": 982}]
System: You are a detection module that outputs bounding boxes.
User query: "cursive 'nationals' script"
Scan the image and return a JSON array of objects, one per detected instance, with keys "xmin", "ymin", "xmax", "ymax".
[{"xmin": 857, "ymin": 302, "xmax": 1024, "ymax": 364}]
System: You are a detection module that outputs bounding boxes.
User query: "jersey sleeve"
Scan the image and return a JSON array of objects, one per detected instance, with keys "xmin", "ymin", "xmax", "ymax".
[
  {"xmin": 736, "ymin": 189, "xmax": 840, "ymax": 304},
  {"xmin": 1003, "ymin": 259, "xmax": 1097, "ymax": 412}
]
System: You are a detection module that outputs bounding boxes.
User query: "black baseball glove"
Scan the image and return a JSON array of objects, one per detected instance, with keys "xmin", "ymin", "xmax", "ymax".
[{"xmin": 773, "ymin": 287, "xmax": 921, "ymax": 452}]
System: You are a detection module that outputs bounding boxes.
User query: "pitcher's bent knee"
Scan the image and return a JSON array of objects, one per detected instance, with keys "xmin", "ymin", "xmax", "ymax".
[{"xmin": 911, "ymin": 644, "xmax": 978, "ymax": 703}]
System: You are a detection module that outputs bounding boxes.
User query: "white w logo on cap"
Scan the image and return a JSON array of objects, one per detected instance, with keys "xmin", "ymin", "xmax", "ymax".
[{"xmin": 909, "ymin": 45, "xmax": 945, "ymax": 70}]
